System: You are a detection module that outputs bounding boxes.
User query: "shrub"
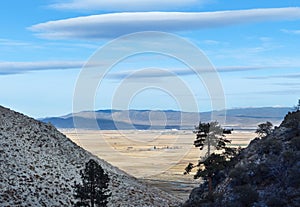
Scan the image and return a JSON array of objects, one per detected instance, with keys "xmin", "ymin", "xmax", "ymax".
[
  {"xmin": 229, "ymin": 166, "xmax": 250, "ymax": 186},
  {"xmin": 233, "ymin": 185, "xmax": 259, "ymax": 207},
  {"xmin": 259, "ymin": 139, "xmax": 282, "ymax": 155},
  {"xmin": 282, "ymin": 151, "xmax": 297, "ymax": 166},
  {"xmin": 228, "ymin": 167, "xmax": 241, "ymax": 179},
  {"xmin": 266, "ymin": 196, "xmax": 287, "ymax": 207},
  {"xmin": 287, "ymin": 166, "xmax": 300, "ymax": 188},
  {"xmin": 290, "ymin": 136, "xmax": 300, "ymax": 150}
]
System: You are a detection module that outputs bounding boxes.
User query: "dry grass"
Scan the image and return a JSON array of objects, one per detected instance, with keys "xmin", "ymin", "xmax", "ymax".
[{"xmin": 61, "ymin": 129, "xmax": 255, "ymax": 200}]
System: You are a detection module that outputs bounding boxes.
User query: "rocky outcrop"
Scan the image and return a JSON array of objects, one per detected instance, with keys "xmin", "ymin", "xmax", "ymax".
[
  {"xmin": 0, "ymin": 106, "xmax": 181, "ymax": 206},
  {"xmin": 185, "ymin": 110, "xmax": 300, "ymax": 207}
]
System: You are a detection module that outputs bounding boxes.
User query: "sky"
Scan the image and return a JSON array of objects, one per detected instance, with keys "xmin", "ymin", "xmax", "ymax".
[{"xmin": 1, "ymin": 0, "xmax": 300, "ymax": 118}]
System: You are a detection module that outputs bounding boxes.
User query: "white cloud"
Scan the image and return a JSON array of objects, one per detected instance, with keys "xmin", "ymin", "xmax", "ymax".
[
  {"xmin": 202, "ymin": 40, "xmax": 221, "ymax": 45},
  {"xmin": 49, "ymin": 0, "xmax": 204, "ymax": 12},
  {"xmin": 107, "ymin": 65, "xmax": 300, "ymax": 80},
  {"xmin": 0, "ymin": 38, "xmax": 31, "ymax": 46},
  {"xmin": 0, "ymin": 61, "xmax": 86, "ymax": 75},
  {"xmin": 246, "ymin": 73, "xmax": 300, "ymax": 80},
  {"xmin": 281, "ymin": 29, "xmax": 300, "ymax": 35},
  {"xmin": 108, "ymin": 68, "xmax": 194, "ymax": 79},
  {"xmin": 29, "ymin": 7, "xmax": 300, "ymax": 40}
]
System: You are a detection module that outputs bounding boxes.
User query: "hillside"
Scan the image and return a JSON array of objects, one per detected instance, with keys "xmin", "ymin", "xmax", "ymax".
[
  {"xmin": 41, "ymin": 107, "xmax": 291, "ymax": 130},
  {"xmin": 0, "ymin": 106, "xmax": 181, "ymax": 206},
  {"xmin": 184, "ymin": 110, "xmax": 300, "ymax": 206}
]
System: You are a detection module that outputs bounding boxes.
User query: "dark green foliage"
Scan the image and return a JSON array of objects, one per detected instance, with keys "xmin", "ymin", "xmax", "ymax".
[
  {"xmin": 282, "ymin": 151, "xmax": 297, "ymax": 166},
  {"xmin": 228, "ymin": 166, "xmax": 244, "ymax": 179},
  {"xmin": 74, "ymin": 159, "xmax": 111, "ymax": 207},
  {"xmin": 233, "ymin": 185, "xmax": 258, "ymax": 207},
  {"xmin": 184, "ymin": 163, "xmax": 194, "ymax": 175},
  {"xmin": 259, "ymin": 138, "xmax": 282, "ymax": 155},
  {"xmin": 287, "ymin": 165, "xmax": 300, "ymax": 188},
  {"xmin": 193, "ymin": 122, "xmax": 210, "ymax": 150},
  {"xmin": 266, "ymin": 196, "xmax": 287, "ymax": 207},
  {"xmin": 223, "ymin": 185, "xmax": 259, "ymax": 207},
  {"xmin": 229, "ymin": 166, "xmax": 250, "ymax": 185},
  {"xmin": 193, "ymin": 121, "xmax": 232, "ymax": 155},
  {"xmin": 229, "ymin": 163, "xmax": 264, "ymax": 186},
  {"xmin": 230, "ymin": 160, "xmax": 285, "ymax": 187},
  {"xmin": 291, "ymin": 136, "xmax": 300, "ymax": 150},
  {"xmin": 294, "ymin": 99, "xmax": 300, "ymax": 111},
  {"xmin": 194, "ymin": 153, "xmax": 227, "ymax": 179},
  {"xmin": 185, "ymin": 121, "xmax": 239, "ymax": 198},
  {"xmin": 255, "ymin": 121, "xmax": 273, "ymax": 138},
  {"xmin": 269, "ymin": 140, "xmax": 282, "ymax": 154}
]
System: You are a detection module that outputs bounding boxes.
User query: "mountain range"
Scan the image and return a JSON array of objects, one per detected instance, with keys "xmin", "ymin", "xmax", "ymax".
[{"xmin": 41, "ymin": 107, "xmax": 292, "ymax": 130}]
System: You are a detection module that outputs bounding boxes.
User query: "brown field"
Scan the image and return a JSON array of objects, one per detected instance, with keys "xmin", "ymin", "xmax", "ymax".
[{"xmin": 61, "ymin": 129, "xmax": 256, "ymax": 200}]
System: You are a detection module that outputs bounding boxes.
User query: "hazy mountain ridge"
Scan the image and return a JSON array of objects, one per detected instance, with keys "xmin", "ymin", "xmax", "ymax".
[
  {"xmin": 184, "ymin": 110, "xmax": 300, "ymax": 206},
  {"xmin": 42, "ymin": 107, "xmax": 292, "ymax": 130},
  {"xmin": 0, "ymin": 105, "xmax": 181, "ymax": 206}
]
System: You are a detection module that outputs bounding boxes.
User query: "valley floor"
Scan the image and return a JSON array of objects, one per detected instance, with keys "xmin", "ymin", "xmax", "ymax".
[{"xmin": 62, "ymin": 129, "xmax": 256, "ymax": 200}]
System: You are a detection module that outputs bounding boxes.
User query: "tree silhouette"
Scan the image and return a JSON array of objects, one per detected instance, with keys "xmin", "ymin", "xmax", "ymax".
[
  {"xmin": 185, "ymin": 121, "xmax": 238, "ymax": 198},
  {"xmin": 74, "ymin": 159, "xmax": 111, "ymax": 207},
  {"xmin": 294, "ymin": 99, "xmax": 300, "ymax": 111},
  {"xmin": 192, "ymin": 121, "xmax": 232, "ymax": 156},
  {"xmin": 255, "ymin": 121, "xmax": 273, "ymax": 138}
]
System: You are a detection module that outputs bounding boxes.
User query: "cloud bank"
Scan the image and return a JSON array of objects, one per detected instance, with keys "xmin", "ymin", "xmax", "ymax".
[
  {"xmin": 246, "ymin": 73, "xmax": 300, "ymax": 80},
  {"xmin": 49, "ymin": 0, "xmax": 203, "ymax": 12},
  {"xmin": 30, "ymin": 7, "xmax": 300, "ymax": 40},
  {"xmin": 108, "ymin": 65, "xmax": 300, "ymax": 80},
  {"xmin": 281, "ymin": 29, "xmax": 300, "ymax": 35},
  {"xmin": 0, "ymin": 61, "xmax": 85, "ymax": 75},
  {"xmin": 2, "ymin": 61, "xmax": 296, "ymax": 77}
]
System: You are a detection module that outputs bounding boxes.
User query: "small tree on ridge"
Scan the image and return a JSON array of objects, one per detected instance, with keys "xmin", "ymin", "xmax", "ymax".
[
  {"xmin": 294, "ymin": 99, "xmax": 300, "ymax": 111},
  {"xmin": 185, "ymin": 121, "xmax": 237, "ymax": 198},
  {"xmin": 74, "ymin": 159, "xmax": 111, "ymax": 207},
  {"xmin": 255, "ymin": 121, "xmax": 273, "ymax": 138}
]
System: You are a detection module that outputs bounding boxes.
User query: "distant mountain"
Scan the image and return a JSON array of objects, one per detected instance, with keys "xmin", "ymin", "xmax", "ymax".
[
  {"xmin": 0, "ymin": 106, "xmax": 180, "ymax": 206},
  {"xmin": 41, "ymin": 107, "xmax": 292, "ymax": 130}
]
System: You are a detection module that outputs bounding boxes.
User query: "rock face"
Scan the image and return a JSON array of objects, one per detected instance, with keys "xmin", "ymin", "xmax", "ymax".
[
  {"xmin": 185, "ymin": 110, "xmax": 300, "ymax": 207},
  {"xmin": 0, "ymin": 106, "xmax": 181, "ymax": 207}
]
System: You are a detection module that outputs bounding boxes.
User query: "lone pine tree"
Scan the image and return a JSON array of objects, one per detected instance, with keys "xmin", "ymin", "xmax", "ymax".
[
  {"xmin": 185, "ymin": 121, "xmax": 238, "ymax": 198},
  {"xmin": 74, "ymin": 159, "xmax": 111, "ymax": 207},
  {"xmin": 255, "ymin": 121, "xmax": 273, "ymax": 138}
]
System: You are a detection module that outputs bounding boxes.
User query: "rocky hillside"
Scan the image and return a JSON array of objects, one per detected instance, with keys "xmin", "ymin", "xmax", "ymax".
[
  {"xmin": 0, "ymin": 106, "xmax": 181, "ymax": 206},
  {"xmin": 185, "ymin": 110, "xmax": 300, "ymax": 207}
]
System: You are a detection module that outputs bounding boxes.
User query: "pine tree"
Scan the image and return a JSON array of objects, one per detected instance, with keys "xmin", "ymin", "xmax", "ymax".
[
  {"xmin": 74, "ymin": 159, "xmax": 111, "ymax": 207},
  {"xmin": 295, "ymin": 99, "xmax": 300, "ymax": 111},
  {"xmin": 185, "ymin": 121, "xmax": 238, "ymax": 198},
  {"xmin": 255, "ymin": 121, "xmax": 273, "ymax": 138}
]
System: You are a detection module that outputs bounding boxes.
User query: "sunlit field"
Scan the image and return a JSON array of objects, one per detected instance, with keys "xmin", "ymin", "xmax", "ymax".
[{"xmin": 62, "ymin": 129, "xmax": 256, "ymax": 199}]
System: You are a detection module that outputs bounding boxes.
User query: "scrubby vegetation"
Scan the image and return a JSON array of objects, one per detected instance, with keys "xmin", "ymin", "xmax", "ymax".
[{"xmin": 184, "ymin": 109, "xmax": 300, "ymax": 207}]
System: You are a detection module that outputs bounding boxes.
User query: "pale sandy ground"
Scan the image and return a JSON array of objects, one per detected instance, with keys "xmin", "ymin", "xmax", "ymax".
[{"xmin": 61, "ymin": 129, "xmax": 256, "ymax": 200}]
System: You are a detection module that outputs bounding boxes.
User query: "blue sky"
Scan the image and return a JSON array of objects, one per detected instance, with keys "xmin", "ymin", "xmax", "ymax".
[{"xmin": 1, "ymin": 0, "xmax": 300, "ymax": 118}]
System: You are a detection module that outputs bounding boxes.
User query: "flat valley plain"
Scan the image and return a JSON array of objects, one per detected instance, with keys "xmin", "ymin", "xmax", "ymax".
[{"xmin": 62, "ymin": 129, "xmax": 256, "ymax": 200}]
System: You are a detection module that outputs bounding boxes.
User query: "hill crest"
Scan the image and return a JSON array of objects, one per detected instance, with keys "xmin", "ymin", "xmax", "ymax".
[{"xmin": 0, "ymin": 105, "xmax": 180, "ymax": 206}]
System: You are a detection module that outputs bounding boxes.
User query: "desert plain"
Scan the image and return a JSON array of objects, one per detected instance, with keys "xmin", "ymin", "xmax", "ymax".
[{"xmin": 61, "ymin": 129, "xmax": 256, "ymax": 200}]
